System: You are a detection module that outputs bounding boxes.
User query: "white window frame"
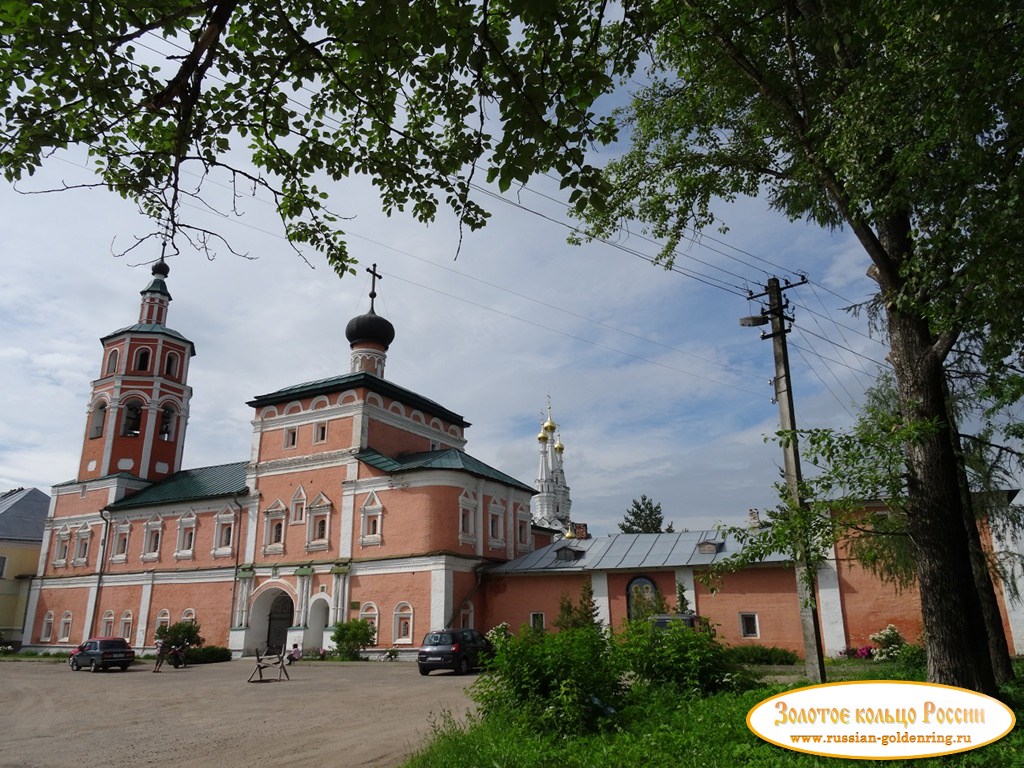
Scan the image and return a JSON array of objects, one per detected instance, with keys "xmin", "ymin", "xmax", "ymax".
[
  {"xmin": 40, "ymin": 611, "xmax": 54, "ymax": 642},
  {"xmin": 105, "ymin": 348, "xmax": 119, "ymax": 375},
  {"xmin": 359, "ymin": 603, "xmax": 379, "ymax": 636},
  {"xmin": 135, "ymin": 347, "xmax": 150, "ymax": 371},
  {"xmin": 263, "ymin": 501, "xmax": 286, "ymax": 555},
  {"xmin": 313, "ymin": 420, "xmax": 328, "ymax": 444},
  {"xmin": 306, "ymin": 493, "xmax": 331, "ymax": 553},
  {"xmin": 283, "ymin": 427, "xmax": 298, "ymax": 449},
  {"xmin": 164, "ymin": 351, "xmax": 179, "ymax": 377},
  {"xmin": 141, "ymin": 517, "xmax": 162, "ymax": 562},
  {"xmin": 100, "ymin": 610, "xmax": 115, "ymax": 637},
  {"xmin": 359, "ymin": 492, "xmax": 382, "ymax": 547},
  {"xmin": 175, "ymin": 513, "xmax": 196, "ymax": 560},
  {"xmin": 213, "ymin": 509, "xmax": 235, "ymax": 557},
  {"xmin": 739, "ymin": 612, "xmax": 760, "ymax": 639},
  {"xmin": 393, "ymin": 602, "xmax": 414, "ymax": 645},
  {"xmin": 181, "ymin": 608, "xmax": 196, "ymax": 624},
  {"xmin": 458, "ymin": 492, "xmax": 476, "ymax": 545},
  {"xmin": 155, "ymin": 609, "xmax": 171, "ymax": 635},
  {"xmin": 53, "ymin": 527, "xmax": 71, "ymax": 567},
  {"xmin": 488, "ymin": 500, "xmax": 505, "ymax": 548},
  {"xmin": 290, "ymin": 487, "xmax": 306, "ymax": 524},
  {"xmin": 58, "ymin": 611, "xmax": 73, "ymax": 642},
  {"xmin": 110, "ymin": 523, "xmax": 130, "ymax": 564},
  {"xmin": 72, "ymin": 525, "xmax": 91, "ymax": 566},
  {"xmin": 460, "ymin": 601, "xmax": 475, "ymax": 629},
  {"xmin": 119, "ymin": 611, "xmax": 133, "ymax": 640}
]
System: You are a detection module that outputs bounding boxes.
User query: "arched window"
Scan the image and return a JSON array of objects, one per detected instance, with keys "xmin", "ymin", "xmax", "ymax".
[
  {"xmin": 135, "ymin": 348, "xmax": 150, "ymax": 371},
  {"xmin": 121, "ymin": 398, "xmax": 143, "ymax": 436},
  {"xmin": 271, "ymin": 521, "xmax": 283, "ymax": 544},
  {"xmin": 155, "ymin": 609, "xmax": 171, "ymax": 635},
  {"xmin": 105, "ymin": 348, "xmax": 119, "ymax": 375},
  {"xmin": 40, "ymin": 611, "xmax": 54, "ymax": 642},
  {"xmin": 119, "ymin": 611, "xmax": 133, "ymax": 641},
  {"xmin": 100, "ymin": 610, "xmax": 115, "ymax": 637},
  {"xmin": 58, "ymin": 611, "xmax": 73, "ymax": 642},
  {"xmin": 460, "ymin": 601, "xmax": 475, "ymax": 630},
  {"xmin": 164, "ymin": 352, "xmax": 179, "ymax": 378},
  {"xmin": 181, "ymin": 608, "xmax": 196, "ymax": 624},
  {"xmin": 393, "ymin": 602, "xmax": 413, "ymax": 645},
  {"xmin": 88, "ymin": 401, "xmax": 107, "ymax": 439},
  {"xmin": 359, "ymin": 603, "xmax": 378, "ymax": 635},
  {"xmin": 159, "ymin": 406, "xmax": 176, "ymax": 441},
  {"xmin": 315, "ymin": 518, "xmax": 327, "ymax": 539}
]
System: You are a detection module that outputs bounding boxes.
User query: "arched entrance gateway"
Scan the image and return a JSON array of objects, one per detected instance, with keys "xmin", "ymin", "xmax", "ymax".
[{"xmin": 247, "ymin": 588, "xmax": 295, "ymax": 654}]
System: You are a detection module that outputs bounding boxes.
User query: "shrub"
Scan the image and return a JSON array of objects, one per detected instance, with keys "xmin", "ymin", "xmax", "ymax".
[
  {"xmin": 156, "ymin": 621, "xmax": 204, "ymax": 649},
  {"xmin": 893, "ymin": 643, "xmax": 927, "ymax": 679},
  {"xmin": 617, "ymin": 619, "xmax": 739, "ymax": 698},
  {"xmin": 331, "ymin": 619, "xmax": 376, "ymax": 661},
  {"xmin": 723, "ymin": 644, "xmax": 798, "ymax": 665},
  {"xmin": 186, "ymin": 645, "xmax": 232, "ymax": 664},
  {"xmin": 472, "ymin": 625, "xmax": 622, "ymax": 736},
  {"xmin": 869, "ymin": 624, "xmax": 906, "ymax": 662}
]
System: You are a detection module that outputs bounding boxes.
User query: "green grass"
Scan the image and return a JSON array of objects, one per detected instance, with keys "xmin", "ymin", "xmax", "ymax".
[{"xmin": 405, "ymin": 670, "xmax": 1024, "ymax": 768}]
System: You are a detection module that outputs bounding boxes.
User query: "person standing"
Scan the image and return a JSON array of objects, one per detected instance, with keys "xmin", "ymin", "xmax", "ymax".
[{"xmin": 153, "ymin": 638, "xmax": 167, "ymax": 672}]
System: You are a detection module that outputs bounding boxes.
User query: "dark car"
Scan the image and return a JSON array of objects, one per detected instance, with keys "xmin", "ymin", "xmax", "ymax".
[
  {"xmin": 69, "ymin": 637, "xmax": 136, "ymax": 672},
  {"xmin": 417, "ymin": 628, "xmax": 490, "ymax": 676}
]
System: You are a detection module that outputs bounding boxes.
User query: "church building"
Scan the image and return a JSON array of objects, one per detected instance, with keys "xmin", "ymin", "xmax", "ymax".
[{"xmin": 22, "ymin": 261, "xmax": 1024, "ymax": 659}]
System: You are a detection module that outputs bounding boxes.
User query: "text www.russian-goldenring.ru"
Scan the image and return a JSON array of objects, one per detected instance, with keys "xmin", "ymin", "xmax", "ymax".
[{"xmin": 789, "ymin": 732, "xmax": 972, "ymax": 747}]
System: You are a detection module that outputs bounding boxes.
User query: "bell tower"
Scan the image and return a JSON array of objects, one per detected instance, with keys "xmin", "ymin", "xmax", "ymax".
[{"xmin": 77, "ymin": 260, "xmax": 195, "ymax": 483}]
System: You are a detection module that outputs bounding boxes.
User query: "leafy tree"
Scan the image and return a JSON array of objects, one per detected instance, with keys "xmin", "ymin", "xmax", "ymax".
[
  {"xmin": 619, "ymin": 495, "xmax": 674, "ymax": 534},
  {"xmin": 0, "ymin": 1, "xmax": 615, "ymax": 270},
  {"xmin": 155, "ymin": 620, "xmax": 204, "ymax": 648},
  {"xmin": 562, "ymin": 3, "xmax": 1023, "ymax": 695},
  {"xmin": 330, "ymin": 618, "xmax": 376, "ymax": 661},
  {"xmin": 554, "ymin": 581, "xmax": 601, "ymax": 631},
  {"xmin": 4, "ymin": 1, "xmax": 1021, "ymax": 694}
]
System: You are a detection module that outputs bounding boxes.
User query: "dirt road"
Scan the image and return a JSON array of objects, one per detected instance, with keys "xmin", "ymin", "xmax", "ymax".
[{"xmin": 0, "ymin": 658, "xmax": 474, "ymax": 768}]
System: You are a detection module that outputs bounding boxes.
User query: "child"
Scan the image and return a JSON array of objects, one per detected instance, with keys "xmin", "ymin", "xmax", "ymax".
[{"xmin": 286, "ymin": 643, "xmax": 301, "ymax": 665}]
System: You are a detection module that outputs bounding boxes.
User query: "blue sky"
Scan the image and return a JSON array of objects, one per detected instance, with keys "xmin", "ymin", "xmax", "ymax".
[{"xmin": 0, "ymin": 142, "xmax": 884, "ymax": 536}]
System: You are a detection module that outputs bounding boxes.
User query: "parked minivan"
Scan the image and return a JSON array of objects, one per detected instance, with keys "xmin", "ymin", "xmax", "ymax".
[{"xmin": 417, "ymin": 628, "xmax": 490, "ymax": 676}]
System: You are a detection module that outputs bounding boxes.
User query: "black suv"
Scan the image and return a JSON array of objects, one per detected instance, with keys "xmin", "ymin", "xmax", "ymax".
[
  {"xmin": 417, "ymin": 628, "xmax": 490, "ymax": 676},
  {"xmin": 69, "ymin": 637, "xmax": 136, "ymax": 672}
]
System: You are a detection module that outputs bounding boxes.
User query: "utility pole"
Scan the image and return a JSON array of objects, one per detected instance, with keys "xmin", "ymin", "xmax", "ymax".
[{"xmin": 742, "ymin": 275, "xmax": 826, "ymax": 684}]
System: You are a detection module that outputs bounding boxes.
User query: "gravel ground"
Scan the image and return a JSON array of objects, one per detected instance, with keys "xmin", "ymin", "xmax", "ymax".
[{"xmin": 0, "ymin": 658, "xmax": 474, "ymax": 768}]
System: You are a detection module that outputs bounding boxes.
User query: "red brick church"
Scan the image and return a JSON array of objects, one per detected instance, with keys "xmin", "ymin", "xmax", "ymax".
[{"xmin": 23, "ymin": 263, "xmax": 1024, "ymax": 658}]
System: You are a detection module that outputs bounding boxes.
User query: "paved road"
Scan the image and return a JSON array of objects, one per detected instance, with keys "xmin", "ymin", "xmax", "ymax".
[{"xmin": 0, "ymin": 658, "xmax": 475, "ymax": 768}]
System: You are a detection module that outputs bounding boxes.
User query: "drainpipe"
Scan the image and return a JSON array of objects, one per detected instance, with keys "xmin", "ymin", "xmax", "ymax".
[
  {"xmin": 91, "ymin": 508, "xmax": 111, "ymax": 638},
  {"xmin": 228, "ymin": 493, "xmax": 244, "ymax": 630}
]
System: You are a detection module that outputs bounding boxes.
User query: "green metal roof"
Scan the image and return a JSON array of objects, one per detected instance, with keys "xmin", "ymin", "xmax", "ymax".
[
  {"xmin": 355, "ymin": 448, "xmax": 534, "ymax": 494},
  {"xmin": 107, "ymin": 462, "xmax": 248, "ymax": 510},
  {"xmin": 247, "ymin": 372, "xmax": 470, "ymax": 428},
  {"xmin": 100, "ymin": 323, "xmax": 196, "ymax": 356}
]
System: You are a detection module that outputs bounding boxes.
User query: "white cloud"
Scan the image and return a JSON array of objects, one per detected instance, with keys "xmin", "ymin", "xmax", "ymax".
[{"xmin": 0, "ymin": 148, "xmax": 879, "ymax": 535}]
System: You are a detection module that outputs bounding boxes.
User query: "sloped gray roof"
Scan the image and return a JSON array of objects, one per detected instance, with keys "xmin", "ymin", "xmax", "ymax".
[
  {"xmin": 487, "ymin": 531, "xmax": 790, "ymax": 574},
  {"xmin": 107, "ymin": 462, "xmax": 248, "ymax": 510},
  {"xmin": 355, "ymin": 448, "xmax": 534, "ymax": 494},
  {"xmin": 0, "ymin": 488, "xmax": 50, "ymax": 542}
]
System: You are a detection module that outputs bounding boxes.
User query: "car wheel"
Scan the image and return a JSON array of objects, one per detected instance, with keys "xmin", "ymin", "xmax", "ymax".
[
  {"xmin": 456, "ymin": 657, "xmax": 469, "ymax": 676},
  {"xmin": 418, "ymin": 665, "xmax": 430, "ymax": 676},
  {"xmin": 70, "ymin": 657, "xmax": 81, "ymax": 671},
  {"xmin": 119, "ymin": 663, "xmax": 130, "ymax": 671},
  {"xmin": 90, "ymin": 659, "xmax": 100, "ymax": 673}
]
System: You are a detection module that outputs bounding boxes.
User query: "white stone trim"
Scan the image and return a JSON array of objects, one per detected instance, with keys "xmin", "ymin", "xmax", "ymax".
[
  {"xmin": 591, "ymin": 572, "xmax": 611, "ymax": 627},
  {"xmin": 816, "ymin": 552, "xmax": 847, "ymax": 656}
]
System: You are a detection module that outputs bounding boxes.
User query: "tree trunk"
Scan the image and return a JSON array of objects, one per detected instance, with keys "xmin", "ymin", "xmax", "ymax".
[{"xmin": 885, "ymin": 308, "xmax": 998, "ymax": 695}]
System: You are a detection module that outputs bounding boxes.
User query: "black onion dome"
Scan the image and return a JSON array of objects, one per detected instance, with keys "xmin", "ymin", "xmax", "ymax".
[
  {"xmin": 345, "ymin": 308, "xmax": 395, "ymax": 348},
  {"xmin": 152, "ymin": 259, "xmax": 170, "ymax": 278}
]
